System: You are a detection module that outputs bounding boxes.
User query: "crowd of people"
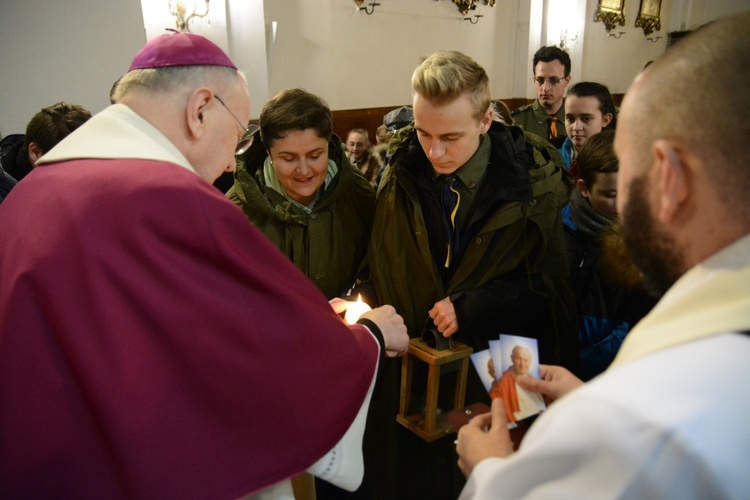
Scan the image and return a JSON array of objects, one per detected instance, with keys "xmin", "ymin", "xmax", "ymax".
[{"xmin": 1, "ymin": 11, "xmax": 749, "ymax": 499}]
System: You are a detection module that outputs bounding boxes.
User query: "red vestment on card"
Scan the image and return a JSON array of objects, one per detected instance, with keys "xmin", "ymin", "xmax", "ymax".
[{"xmin": 497, "ymin": 370, "xmax": 522, "ymax": 423}]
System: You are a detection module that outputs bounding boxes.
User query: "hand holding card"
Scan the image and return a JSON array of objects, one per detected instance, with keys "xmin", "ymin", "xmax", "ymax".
[{"xmin": 455, "ymin": 398, "xmax": 515, "ymax": 478}]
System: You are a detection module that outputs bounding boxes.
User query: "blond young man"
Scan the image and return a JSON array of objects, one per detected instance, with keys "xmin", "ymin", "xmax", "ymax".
[{"xmin": 358, "ymin": 50, "xmax": 576, "ymax": 498}]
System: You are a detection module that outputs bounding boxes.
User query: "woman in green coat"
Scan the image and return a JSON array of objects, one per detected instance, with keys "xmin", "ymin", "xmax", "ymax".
[{"xmin": 227, "ymin": 88, "xmax": 375, "ymax": 299}]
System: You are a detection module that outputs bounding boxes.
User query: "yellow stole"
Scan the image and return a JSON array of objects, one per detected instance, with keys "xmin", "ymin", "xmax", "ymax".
[{"xmin": 610, "ymin": 234, "xmax": 750, "ymax": 368}]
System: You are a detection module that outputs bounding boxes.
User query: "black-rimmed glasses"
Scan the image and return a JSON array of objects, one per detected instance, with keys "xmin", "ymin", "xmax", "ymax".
[
  {"xmin": 533, "ymin": 76, "xmax": 568, "ymax": 86},
  {"xmin": 215, "ymin": 95, "xmax": 259, "ymax": 155}
]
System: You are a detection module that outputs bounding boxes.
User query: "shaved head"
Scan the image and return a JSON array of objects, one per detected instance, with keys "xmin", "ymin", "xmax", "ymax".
[
  {"xmin": 620, "ymin": 14, "xmax": 750, "ymax": 224},
  {"xmin": 616, "ymin": 13, "xmax": 750, "ymax": 292}
]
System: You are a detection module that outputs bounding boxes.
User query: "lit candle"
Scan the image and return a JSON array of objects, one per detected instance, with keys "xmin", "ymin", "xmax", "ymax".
[{"xmin": 344, "ymin": 294, "xmax": 372, "ymax": 325}]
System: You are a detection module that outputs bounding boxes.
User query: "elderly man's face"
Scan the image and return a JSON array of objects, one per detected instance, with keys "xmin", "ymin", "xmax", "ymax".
[
  {"xmin": 198, "ymin": 86, "xmax": 251, "ymax": 184},
  {"xmin": 511, "ymin": 348, "xmax": 532, "ymax": 375},
  {"xmin": 615, "ymin": 83, "xmax": 684, "ymax": 296}
]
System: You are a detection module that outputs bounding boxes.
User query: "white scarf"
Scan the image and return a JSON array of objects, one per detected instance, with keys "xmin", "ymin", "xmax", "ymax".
[{"xmin": 262, "ymin": 156, "xmax": 338, "ymax": 214}]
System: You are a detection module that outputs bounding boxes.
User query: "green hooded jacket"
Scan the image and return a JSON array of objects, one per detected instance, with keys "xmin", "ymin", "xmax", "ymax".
[
  {"xmin": 369, "ymin": 120, "xmax": 577, "ymax": 368},
  {"xmin": 227, "ymin": 132, "xmax": 375, "ymax": 299}
]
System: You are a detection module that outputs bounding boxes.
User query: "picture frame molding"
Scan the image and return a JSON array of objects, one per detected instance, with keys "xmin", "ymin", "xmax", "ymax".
[
  {"xmin": 636, "ymin": 0, "xmax": 662, "ymax": 36},
  {"xmin": 594, "ymin": 0, "xmax": 626, "ymax": 32}
]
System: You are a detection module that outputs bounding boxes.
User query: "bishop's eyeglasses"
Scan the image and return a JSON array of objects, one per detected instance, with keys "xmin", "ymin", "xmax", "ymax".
[{"xmin": 215, "ymin": 95, "xmax": 259, "ymax": 155}]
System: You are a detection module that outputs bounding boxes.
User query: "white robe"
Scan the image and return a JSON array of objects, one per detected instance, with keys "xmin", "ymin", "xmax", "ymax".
[{"xmin": 460, "ymin": 234, "xmax": 750, "ymax": 499}]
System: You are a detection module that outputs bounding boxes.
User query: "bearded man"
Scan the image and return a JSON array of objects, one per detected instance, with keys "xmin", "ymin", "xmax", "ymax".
[{"xmin": 456, "ymin": 13, "xmax": 750, "ymax": 499}]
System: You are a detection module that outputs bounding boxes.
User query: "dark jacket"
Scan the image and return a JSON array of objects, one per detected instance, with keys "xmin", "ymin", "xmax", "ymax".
[
  {"xmin": 0, "ymin": 134, "xmax": 32, "ymax": 183},
  {"xmin": 564, "ymin": 213, "xmax": 658, "ymax": 380},
  {"xmin": 369, "ymin": 120, "xmax": 578, "ymax": 368},
  {"xmin": 0, "ymin": 164, "xmax": 17, "ymax": 204},
  {"xmin": 350, "ymin": 149, "xmax": 381, "ymax": 187},
  {"xmin": 0, "ymin": 135, "xmax": 24, "ymax": 202},
  {"xmin": 227, "ymin": 132, "xmax": 375, "ymax": 299},
  {"xmin": 346, "ymin": 120, "xmax": 578, "ymax": 500}
]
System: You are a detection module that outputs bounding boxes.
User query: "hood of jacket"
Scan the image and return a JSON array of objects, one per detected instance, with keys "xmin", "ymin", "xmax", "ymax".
[
  {"xmin": 229, "ymin": 131, "xmax": 364, "ymax": 224},
  {"xmin": 227, "ymin": 130, "xmax": 375, "ymax": 299}
]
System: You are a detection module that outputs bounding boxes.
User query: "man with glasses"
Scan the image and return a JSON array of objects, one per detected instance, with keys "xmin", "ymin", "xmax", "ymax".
[
  {"xmin": 512, "ymin": 45, "xmax": 571, "ymax": 147},
  {"xmin": 214, "ymin": 94, "xmax": 259, "ymax": 155},
  {"xmin": 0, "ymin": 32, "xmax": 408, "ymax": 498},
  {"xmin": 211, "ymin": 96, "xmax": 258, "ymax": 193}
]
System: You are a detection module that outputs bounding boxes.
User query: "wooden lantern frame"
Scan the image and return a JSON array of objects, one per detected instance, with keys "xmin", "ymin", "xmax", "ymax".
[{"xmin": 396, "ymin": 337, "xmax": 473, "ymax": 442}]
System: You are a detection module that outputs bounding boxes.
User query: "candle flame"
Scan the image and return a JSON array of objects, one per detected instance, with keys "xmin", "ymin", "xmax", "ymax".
[{"xmin": 344, "ymin": 294, "xmax": 372, "ymax": 325}]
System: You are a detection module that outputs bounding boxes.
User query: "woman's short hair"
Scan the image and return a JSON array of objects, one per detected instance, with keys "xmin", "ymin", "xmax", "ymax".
[
  {"xmin": 576, "ymin": 130, "xmax": 618, "ymax": 189},
  {"xmin": 260, "ymin": 88, "xmax": 333, "ymax": 148}
]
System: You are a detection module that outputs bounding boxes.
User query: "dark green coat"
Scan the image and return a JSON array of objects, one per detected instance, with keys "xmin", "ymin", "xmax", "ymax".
[
  {"xmin": 370, "ymin": 121, "xmax": 577, "ymax": 367},
  {"xmin": 227, "ymin": 133, "xmax": 375, "ymax": 299},
  {"xmin": 345, "ymin": 121, "xmax": 578, "ymax": 500},
  {"xmin": 511, "ymin": 98, "xmax": 567, "ymax": 142}
]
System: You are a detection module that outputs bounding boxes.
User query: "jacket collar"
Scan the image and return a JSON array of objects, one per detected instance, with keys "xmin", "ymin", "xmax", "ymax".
[
  {"xmin": 393, "ymin": 121, "xmax": 533, "ymax": 206},
  {"xmin": 38, "ymin": 104, "xmax": 195, "ymax": 175}
]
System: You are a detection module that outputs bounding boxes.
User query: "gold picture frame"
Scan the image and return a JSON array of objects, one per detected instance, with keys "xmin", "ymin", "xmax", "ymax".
[
  {"xmin": 594, "ymin": 0, "xmax": 626, "ymax": 32},
  {"xmin": 636, "ymin": 0, "xmax": 662, "ymax": 36}
]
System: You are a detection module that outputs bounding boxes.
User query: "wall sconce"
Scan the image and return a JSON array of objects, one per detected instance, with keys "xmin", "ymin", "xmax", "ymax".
[
  {"xmin": 646, "ymin": 35, "xmax": 662, "ymax": 42},
  {"xmin": 608, "ymin": 31, "xmax": 626, "ymax": 39},
  {"xmin": 636, "ymin": 0, "xmax": 662, "ymax": 36},
  {"xmin": 559, "ymin": 29, "xmax": 579, "ymax": 50},
  {"xmin": 454, "ymin": 0, "xmax": 476, "ymax": 15},
  {"xmin": 594, "ymin": 0, "xmax": 626, "ymax": 33},
  {"xmin": 168, "ymin": 0, "xmax": 210, "ymax": 32},
  {"xmin": 464, "ymin": 14, "xmax": 483, "ymax": 24},
  {"xmin": 445, "ymin": 0, "xmax": 495, "ymax": 16},
  {"xmin": 354, "ymin": 0, "xmax": 380, "ymax": 15}
]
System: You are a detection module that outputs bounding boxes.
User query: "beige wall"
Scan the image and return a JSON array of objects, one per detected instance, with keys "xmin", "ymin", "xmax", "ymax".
[
  {"xmin": 0, "ymin": 0, "xmax": 144, "ymax": 137},
  {"xmin": 263, "ymin": 0, "xmax": 522, "ymax": 110},
  {"xmin": 1, "ymin": 0, "xmax": 748, "ymax": 136}
]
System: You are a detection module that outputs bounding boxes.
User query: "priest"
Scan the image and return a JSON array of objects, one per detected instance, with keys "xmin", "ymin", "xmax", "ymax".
[{"xmin": 0, "ymin": 32, "xmax": 408, "ymax": 499}]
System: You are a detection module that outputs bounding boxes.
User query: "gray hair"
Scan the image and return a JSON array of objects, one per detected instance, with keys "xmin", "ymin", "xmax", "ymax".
[{"xmin": 112, "ymin": 65, "xmax": 246, "ymax": 102}]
